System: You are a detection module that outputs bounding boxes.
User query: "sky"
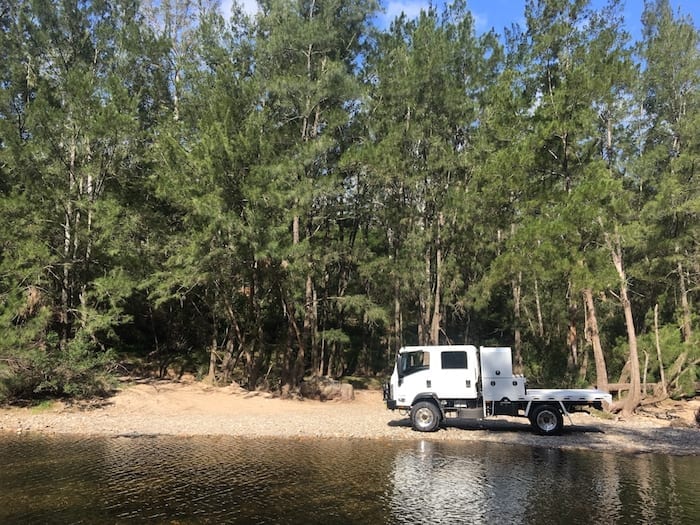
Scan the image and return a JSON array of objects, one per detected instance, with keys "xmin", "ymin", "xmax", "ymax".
[
  {"xmin": 458, "ymin": 0, "xmax": 699, "ymax": 41},
  {"xmin": 227, "ymin": 0, "xmax": 699, "ymax": 42}
]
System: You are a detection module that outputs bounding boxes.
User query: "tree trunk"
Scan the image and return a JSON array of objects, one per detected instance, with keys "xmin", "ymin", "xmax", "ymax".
[
  {"xmin": 534, "ymin": 278, "xmax": 544, "ymax": 338},
  {"xmin": 392, "ymin": 278, "xmax": 402, "ymax": 364},
  {"xmin": 292, "ymin": 298, "xmax": 306, "ymax": 388},
  {"xmin": 678, "ymin": 261, "xmax": 693, "ymax": 343},
  {"xmin": 418, "ymin": 248, "xmax": 432, "ymax": 345},
  {"xmin": 578, "ymin": 344, "xmax": 589, "ymax": 383},
  {"xmin": 429, "ymin": 213, "xmax": 443, "ymax": 345},
  {"xmin": 79, "ymin": 169, "xmax": 94, "ymax": 326},
  {"xmin": 607, "ymin": 231, "xmax": 642, "ymax": 414},
  {"xmin": 567, "ymin": 281, "xmax": 578, "ymax": 371},
  {"xmin": 221, "ymin": 339, "xmax": 235, "ymax": 384},
  {"xmin": 303, "ymin": 272, "xmax": 315, "ymax": 372},
  {"xmin": 295, "ymin": 15, "xmax": 320, "ymax": 384},
  {"xmin": 61, "ymin": 130, "xmax": 79, "ymax": 350},
  {"xmin": 280, "ymin": 283, "xmax": 305, "ymax": 391},
  {"xmin": 666, "ymin": 351, "xmax": 689, "ymax": 393},
  {"xmin": 654, "ymin": 304, "xmax": 667, "ymax": 396},
  {"xmin": 207, "ymin": 333, "xmax": 218, "ymax": 384},
  {"xmin": 512, "ymin": 272, "xmax": 523, "ymax": 374},
  {"xmin": 61, "ymin": 199, "xmax": 72, "ymax": 350},
  {"xmin": 642, "ymin": 350, "xmax": 649, "ymax": 395},
  {"xmin": 619, "ymin": 267, "xmax": 642, "ymax": 413},
  {"xmin": 248, "ymin": 265, "xmax": 264, "ymax": 388},
  {"xmin": 584, "ymin": 288, "xmax": 609, "ymax": 393}
]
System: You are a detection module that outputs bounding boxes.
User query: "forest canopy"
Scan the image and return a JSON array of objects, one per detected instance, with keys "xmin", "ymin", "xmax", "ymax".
[{"xmin": 0, "ymin": 0, "xmax": 698, "ymax": 413}]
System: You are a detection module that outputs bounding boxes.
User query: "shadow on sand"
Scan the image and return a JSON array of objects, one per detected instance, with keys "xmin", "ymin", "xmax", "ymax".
[{"xmin": 388, "ymin": 415, "xmax": 606, "ymax": 435}]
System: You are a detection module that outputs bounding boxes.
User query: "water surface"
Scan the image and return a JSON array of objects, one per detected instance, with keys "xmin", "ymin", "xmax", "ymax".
[{"xmin": 0, "ymin": 434, "xmax": 697, "ymax": 524}]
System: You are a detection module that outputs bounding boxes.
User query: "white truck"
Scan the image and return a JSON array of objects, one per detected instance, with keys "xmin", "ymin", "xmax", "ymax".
[{"xmin": 383, "ymin": 345, "xmax": 612, "ymax": 435}]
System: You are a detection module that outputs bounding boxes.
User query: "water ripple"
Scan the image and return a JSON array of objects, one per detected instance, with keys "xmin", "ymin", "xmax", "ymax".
[{"xmin": 0, "ymin": 434, "xmax": 697, "ymax": 524}]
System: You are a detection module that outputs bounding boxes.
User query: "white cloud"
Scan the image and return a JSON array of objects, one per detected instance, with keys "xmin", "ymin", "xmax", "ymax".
[
  {"xmin": 471, "ymin": 11, "xmax": 488, "ymax": 33},
  {"xmin": 378, "ymin": 1, "xmax": 430, "ymax": 26},
  {"xmin": 385, "ymin": 1, "xmax": 429, "ymax": 20},
  {"xmin": 220, "ymin": 0, "xmax": 259, "ymax": 18}
]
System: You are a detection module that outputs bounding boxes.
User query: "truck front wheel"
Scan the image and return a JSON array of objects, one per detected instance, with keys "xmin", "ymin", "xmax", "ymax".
[
  {"xmin": 530, "ymin": 404, "xmax": 563, "ymax": 435},
  {"xmin": 411, "ymin": 401, "xmax": 441, "ymax": 432}
]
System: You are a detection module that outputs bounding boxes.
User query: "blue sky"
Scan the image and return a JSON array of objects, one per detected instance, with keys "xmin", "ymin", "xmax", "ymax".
[
  {"xmin": 378, "ymin": 1, "xmax": 699, "ymax": 40},
  {"xmin": 229, "ymin": 0, "xmax": 699, "ymax": 42}
]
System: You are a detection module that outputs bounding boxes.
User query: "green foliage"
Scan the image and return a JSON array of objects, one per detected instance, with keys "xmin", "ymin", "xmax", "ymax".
[
  {"xmin": 37, "ymin": 341, "xmax": 116, "ymax": 398},
  {"xmin": 0, "ymin": 277, "xmax": 117, "ymax": 402},
  {"xmin": 0, "ymin": 346, "xmax": 116, "ymax": 403},
  {"xmin": 0, "ymin": 0, "xmax": 698, "ymax": 400},
  {"xmin": 0, "ymin": 0, "xmax": 167, "ymax": 401},
  {"xmin": 636, "ymin": 324, "xmax": 682, "ymax": 381},
  {"xmin": 0, "ymin": 308, "xmax": 116, "ymax": 402}
]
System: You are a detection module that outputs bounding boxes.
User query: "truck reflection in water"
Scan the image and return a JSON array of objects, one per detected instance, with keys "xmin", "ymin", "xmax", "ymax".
[
  {"xmin": 390, "ymin": 440, "xmax": 530, "ymax": 524},
  {"xmin": 388, "ymin": 439, "xmax": 699, "ymax": 525}
]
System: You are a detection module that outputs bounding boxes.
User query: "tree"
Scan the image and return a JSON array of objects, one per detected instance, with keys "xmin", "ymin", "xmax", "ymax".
[
  {"xmin": 476, "ymin": 0, "xmax": 635, "ymax": 393},
  {"xmin": 0, "ymin": 0, "xmax": 165, "ymax": 399},
  {"xmin": 253, "ymin": 0, "xmax": 378, "ymax": 389},
  {"xmin": 145, "ymin": 2, "xmax": 276, "ymax": 386},
  {"xmin": 357, "ymin": 2, "xmax": 501, "ymax": 353},
  {"xmin": 634, "ymin": 0, "xmax": 699, "ymax": 397}
]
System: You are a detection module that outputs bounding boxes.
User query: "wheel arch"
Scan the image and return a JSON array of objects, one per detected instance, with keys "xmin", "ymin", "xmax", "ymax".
[
  {"xmin": 411, "ymin": 393, "xmax": 444, "ymax": 416},
  {"xmin": 525, "ymin": 400, "xmax": 565, "ymax": 418}
]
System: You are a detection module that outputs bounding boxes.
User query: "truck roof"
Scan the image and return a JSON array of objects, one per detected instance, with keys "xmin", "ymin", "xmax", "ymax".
[{"xmin": 398, "ymin": 345, "xmax": 477, "ymax": 353}]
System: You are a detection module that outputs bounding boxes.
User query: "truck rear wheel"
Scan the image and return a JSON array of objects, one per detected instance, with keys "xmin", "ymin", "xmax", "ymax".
[
  {"xmin": 530, "ymin": 404, "xmax": 563, "ymax": 435},
  {"xmin": 411, "ymin": 401, "xmax": 441, "ymax": 432}
]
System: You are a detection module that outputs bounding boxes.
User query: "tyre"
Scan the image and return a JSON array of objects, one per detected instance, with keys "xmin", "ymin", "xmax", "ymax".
[
  {"xmin": 411, "ymin": 400, "xmax": 441, "ymax": 432},
  {"xmin": 530, "ymin": 404, "xmax": 564, "ymax": 435}
]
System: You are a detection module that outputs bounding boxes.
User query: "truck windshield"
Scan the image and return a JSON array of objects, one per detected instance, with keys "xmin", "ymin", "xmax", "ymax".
[{"xmin": 398, "ymin": 351, "xmax": 429, "ymax": 378}]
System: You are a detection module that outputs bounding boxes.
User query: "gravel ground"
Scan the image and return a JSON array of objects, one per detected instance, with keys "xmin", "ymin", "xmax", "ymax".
[{"xmin": 1, "ymin": 379, "xmax": 698, "ymax": 456}]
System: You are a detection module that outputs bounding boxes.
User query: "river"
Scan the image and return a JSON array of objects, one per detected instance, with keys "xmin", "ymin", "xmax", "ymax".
[{"xmin": 0, "ymin": 434, "xmax": 697, "ymax": 524}]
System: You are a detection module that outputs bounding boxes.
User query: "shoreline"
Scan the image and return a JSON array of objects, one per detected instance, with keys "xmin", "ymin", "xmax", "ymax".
[{"xmin": 1, "ymin": 379, "xmax": 698, "ymax": 456}]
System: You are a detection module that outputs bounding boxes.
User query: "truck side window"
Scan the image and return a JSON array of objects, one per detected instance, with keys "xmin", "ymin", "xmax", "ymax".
[
  {"xmin": 398, "ymin": 351, "xmax": 429, "ymax": 377},
  {"xmin": 441, "ymin": 351, "xmax": 467, "ymax": 369}
]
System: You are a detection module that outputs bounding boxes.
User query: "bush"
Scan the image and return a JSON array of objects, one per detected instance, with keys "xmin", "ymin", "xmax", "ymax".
[{"xmin": 0, "ymin": 341, "xmax": 116, "ymax": 404}]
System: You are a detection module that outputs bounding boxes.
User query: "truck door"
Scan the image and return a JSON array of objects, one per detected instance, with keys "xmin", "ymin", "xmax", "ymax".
[
  {"xmin": 434, "ymin": 349, "xmax": 478, "ymax": 400},
  {"xmin": 394, "ymin": 350, "xmax": 432, "ymax": 405}
]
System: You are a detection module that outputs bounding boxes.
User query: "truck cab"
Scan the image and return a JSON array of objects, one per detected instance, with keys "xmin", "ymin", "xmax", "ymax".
[{"xmin": 388, "ymin": 345, "xmax": 479, "ymax": 411}]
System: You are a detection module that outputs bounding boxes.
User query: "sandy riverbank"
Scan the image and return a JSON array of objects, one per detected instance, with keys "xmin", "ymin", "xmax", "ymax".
[{"xmin": 1, "ymin": 378, "xmax": 698, "ymax": 456}]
